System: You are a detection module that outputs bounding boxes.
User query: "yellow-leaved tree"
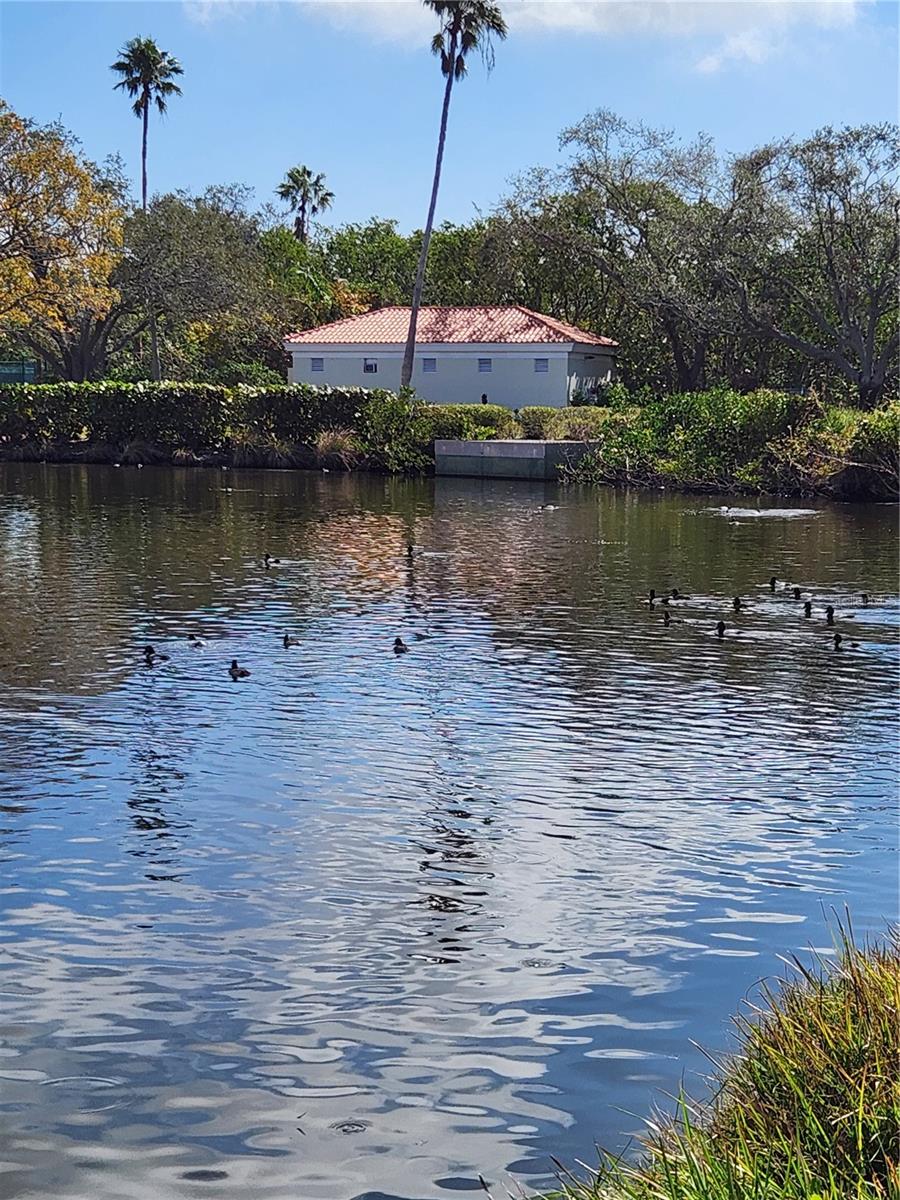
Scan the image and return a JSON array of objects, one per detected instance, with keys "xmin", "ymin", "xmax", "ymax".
[{"xmin": 0, "ymin": 100, "xmax": 123, "ymax": 334}]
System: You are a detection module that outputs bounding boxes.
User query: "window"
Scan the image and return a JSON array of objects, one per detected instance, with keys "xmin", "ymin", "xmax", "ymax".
[
  {"xmin": 477, "ymin": 358, "xmax": 492, "ymax": 373},
  {"xmin": 534, "ymin": 358, "xmax": 549, "ymax": 373},
  {"xmin": 310, "ymin": 357, "xmax": 324, "ymax": 373},
  {"xmin": 363, "ymin": 358, "xmax": 378, "ymax": 374},
  {"xmin": 422, "ymin": 357, "xmax": 437, "ymax": 373}
]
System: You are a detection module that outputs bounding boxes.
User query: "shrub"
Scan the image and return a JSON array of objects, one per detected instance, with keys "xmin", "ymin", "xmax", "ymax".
[
  {"xmin": 552, "ymin": 926, "xmax": 900, "ymax": 1200},
  {"xmin": 422, "ymin": 402, "xmax": 520, "ymax": 442},
  {"xmin": 519, "ymin": 407, "xmax": 559, "ymax": 438},
  {"xmin": 314, "ymin": 428, "xmax": 361, "ymax": 470}
]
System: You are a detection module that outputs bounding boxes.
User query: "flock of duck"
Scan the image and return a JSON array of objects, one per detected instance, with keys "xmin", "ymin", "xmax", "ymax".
[
  {"xmin": 138, "ymin": 557, "xmax": 878, "ymax": 678},
  {"xmin": 649, "ymin": 575, "xmax": 873, "ymax": 649}
]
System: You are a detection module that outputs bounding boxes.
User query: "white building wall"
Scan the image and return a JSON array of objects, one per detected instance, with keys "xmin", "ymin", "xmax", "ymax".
[{"xmin": 288, "ymin": 344, "xmax": 574, "ymax": 409}]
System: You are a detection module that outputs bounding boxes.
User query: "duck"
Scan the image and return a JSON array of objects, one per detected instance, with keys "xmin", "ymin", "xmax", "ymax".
[
  {"xmin": 406, "ymin": 543, "xmax": 415, "ymax": 557},
  {"xmin": 803, "ymin": 600, "xmax": 813, "ymax": 618},
  {"xmin": 861, "ymin": 592, "xmax": 869, "ymax": 605},
  {"xmin": 732, "ymin": 596, "xmax": 743, "ymax": 612},
  {"xmin": 832, "ymin": 633, "xmax": 859, "ymax": 650},
  {"xmin": 825, "ymin": 605, "xmax": 835, "ymax": 626},
  {"xmin": 263, "ymin": 552, "xmax": 280, "ymax": 569},
  {"xmin": 792, "ymin": 586, "xmax": 803, "ymax": 600},
  {"xmin": 143, "ymin": 645, "xmax": 169, "ymax": 664},
  {"xmin": 715, "ymin": 621, "xmax": 727, "ymax": 639},
  {"xmin": 393, "ymin": 637, "xmax": 409, "ymax": 655},
  {"xmin": 229, "ymin": 659, "xmax": 250, "ymax": 679},
  {"xmin": 282, "ymin": 632, "xmax": 299, "ymax": 648},
  {"xmin": 769, "ymin": 576, "xmax": 778, "ymax": 592},
  {"xmin": 187, "ymin": 634, "xmax": 206, "ymax": 648},
  {"xmin": 670, "ymin": 588, "xmax": 690, "ymax": 600}
]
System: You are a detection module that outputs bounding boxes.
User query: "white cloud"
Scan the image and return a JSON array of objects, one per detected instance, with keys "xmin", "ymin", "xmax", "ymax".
[
  {"xmin": 695, "ymin": 28, "xmax": 775, "ymax": 72},
  {"xmin": 186, "ymin": 0, "xmax": 863, "ymax": 63}
]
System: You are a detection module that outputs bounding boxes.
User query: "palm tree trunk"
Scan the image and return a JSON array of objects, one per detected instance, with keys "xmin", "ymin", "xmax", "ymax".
[
  {"xmin": 141, "ymin": 98, "xmax": 149, "ymax": 211},
  {"xmin": 400, "ymin": 41, "xmax": 457, "ymax": 390},
  {"xmin": 141, "ymin": 94, "xmax": 162, "ymax": 380}
]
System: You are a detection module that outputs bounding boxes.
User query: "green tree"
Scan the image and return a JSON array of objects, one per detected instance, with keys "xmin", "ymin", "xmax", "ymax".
[
  {"xmin": 322, "ymin": 219, "xmax": 417, "ymax": 307},
  {"xmin": 400, "ymin": 0, "xmax": 506, "ymax": 388},
  {"xmin": 733, "ymin": 125, "xmax": 899, "ymax": 408},
  {"xmin": 276, "ymin": 166, "xmax": 334, "ymax": 244},
  {"xmin": 18, "ymin": 186, "xmax": 282, "ymax": 382}
]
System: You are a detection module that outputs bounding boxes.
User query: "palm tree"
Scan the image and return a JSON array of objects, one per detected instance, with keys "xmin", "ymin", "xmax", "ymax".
[
  {"xmin": 276, "ymin": 166, "xmax": 335, "ymax": 243},
  {"xmin": 111, "ymin": 36, "xmax": 182, "ymax": 381},
  {"xmin": 111, "ymin": 36, "xmax": 183, "ymax": 212},
  {"xmin": 400, "ymin": 0, "xmax": 506, "ymax": 389}
]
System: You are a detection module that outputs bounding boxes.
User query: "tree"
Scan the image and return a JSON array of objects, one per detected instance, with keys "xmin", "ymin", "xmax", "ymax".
[
  {"xmin": 733, "ymin": 125, "xmax": 899, "ymax": 408},
  {"xmin": 276, "ymin": 166, "xmax": 334, "ymax": 244},
  {"xmin": 322, "ymin": 219, "xmax": 417, "ymax": 308},
  {"xmin": 530, "ymin": 111, "xmax": 757, "ymax": 394},
  {"xmin": 18, "ymin": 187, "xmax": 280, "ymax": 382},
  {"xmin": 400, "ymin": 0, "xmax": 506, "ymax": 389},
  {"xmin": 111, "ymin": 35, "xmax": 183, "ymax": 380},
  {"xmin": 0, "ymin": 102, "xmax": 123, "ymax": 347},
  {"xmin": 110, "ymin": 36, "xmax": 183, "ymax": 212}
]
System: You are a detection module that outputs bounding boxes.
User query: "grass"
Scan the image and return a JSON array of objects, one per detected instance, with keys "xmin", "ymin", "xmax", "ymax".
[
  {"xmin": 314, "ymin": 426, "xmax": 361, "ymax": 470},
  {"xmin": 545, "ymin": 925, "xmax": 899, "ymax": 1200}
]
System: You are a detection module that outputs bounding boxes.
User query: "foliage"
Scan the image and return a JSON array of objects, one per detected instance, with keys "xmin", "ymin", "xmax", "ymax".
[
  {"xmin": 518, "ymin": 406, "xmax": 620, "ymax": 440},
  {"xmin": 564, "ymin": 389, "xmax": 898, "ymax": 499},
  {"xmin": 314, "ymin": 427, "xmax": 361, "ymax": 470},
  {"xmin": 0, "ymin": 101, "xmax": 123, "ymax": 332},
  {"xmin": 0, "ymin": 381, "xmax": 895, "ymax": 497},
  {"xmin": 16, "ymin": 186, "xmax": 287, "ymax": 382},
  {"xmin": 110, "ymin": 37, "xmax": 183, "ymax": 126},
  {"xmin": 733, "ymin": 125, "xmax": 899, "ymax": 409},
  {"xmin": 276, "ymin": 165, "xmax": 334, "ymax": 244},
  {"xmin": 424, "ymin": 401, "xmax": 519, "ymax": 439},
  {"xmin": 0, "ymin": 382, "xmax": 515, "ymax": 473},
  {"xmin": 549, "ymin": 926, "xmax": 900, "ymax": 1200}
]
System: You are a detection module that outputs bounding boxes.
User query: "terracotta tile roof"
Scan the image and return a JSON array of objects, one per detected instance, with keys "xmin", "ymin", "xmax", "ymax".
[{"xmin": 285, "ymin": 306, "xmax": 617, "ymax": 347}]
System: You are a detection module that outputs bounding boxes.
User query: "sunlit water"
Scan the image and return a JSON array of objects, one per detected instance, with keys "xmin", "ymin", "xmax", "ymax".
[{"xmin": 0, "ymin": 464, "xmax": 896, "ymax": 1200}]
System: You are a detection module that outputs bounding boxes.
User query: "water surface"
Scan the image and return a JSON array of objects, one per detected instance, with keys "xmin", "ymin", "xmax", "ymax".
[{"xmin": 0, "ymin": 465, "xmax": 896, "ymax": 1200}]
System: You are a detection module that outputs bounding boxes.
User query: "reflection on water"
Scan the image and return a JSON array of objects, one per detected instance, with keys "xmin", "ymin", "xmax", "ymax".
[{"xmin": 0, "ymin": 464, "xmax": 896, "ymax": 1200}]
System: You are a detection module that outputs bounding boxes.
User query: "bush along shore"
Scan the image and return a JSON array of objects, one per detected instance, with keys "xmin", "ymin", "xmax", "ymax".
[
  {"xmin": 0, "ymin": 381, "xmax": 896, "ymax": 500},
  {"xmin": 0, "ymin": 382, "xmax": 518, "ymax": 473},
  {"xmin": 546, "ymin": 928, "xmax": 899, "ymax": 1200}
]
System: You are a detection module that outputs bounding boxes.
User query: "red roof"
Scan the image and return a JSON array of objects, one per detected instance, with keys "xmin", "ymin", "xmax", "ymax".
[{"xmin": 285, "ymin": 306, "xmax": 617, "ymax": 347}]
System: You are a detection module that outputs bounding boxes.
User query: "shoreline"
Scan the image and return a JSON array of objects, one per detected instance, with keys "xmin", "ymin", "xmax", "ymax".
[{"xmin": 0, "ymin": 440, "xmax": 888, "ymax": 504}]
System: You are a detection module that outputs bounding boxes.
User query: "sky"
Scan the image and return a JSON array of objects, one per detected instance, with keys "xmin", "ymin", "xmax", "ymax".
[{"xmin": 0, "ymin": 0, "xmax": 897, "ymax": 232}]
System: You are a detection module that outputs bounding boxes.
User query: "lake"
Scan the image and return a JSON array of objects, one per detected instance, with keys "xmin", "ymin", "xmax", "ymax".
[{"xmin": 0, "ymin": 463, "xmax": 896, "ymax": 1200}]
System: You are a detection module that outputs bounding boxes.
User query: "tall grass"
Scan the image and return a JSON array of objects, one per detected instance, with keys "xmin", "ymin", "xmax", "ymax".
[{"xmin": 549, "ymin": 927, "xmax": 899, "ymax": 1200}]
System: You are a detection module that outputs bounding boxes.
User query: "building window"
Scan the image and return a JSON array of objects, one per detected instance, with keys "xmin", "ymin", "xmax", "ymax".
[
  {"xmin": 534, "ymin": 358, "xmax": 549, "ymax": 373},
  {"xmin": 422, "ymin": 357, "xmax": 437, "ymax": 373},
  {"xmin": 310, "ymin": 357, "xmax": 324, "ymax": 373},
  {"xmin": 363, "ymin": 358, "xmax": 378, "ymax": 374},
  {"xmin": 478, "ymin": 358, "xmax": 492, "ymax": 373}
]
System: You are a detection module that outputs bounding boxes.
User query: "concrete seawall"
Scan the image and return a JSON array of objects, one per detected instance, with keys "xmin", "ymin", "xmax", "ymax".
[{"xmin": 434, "ymin": 439, "xmax": 594, "ymax": 481}]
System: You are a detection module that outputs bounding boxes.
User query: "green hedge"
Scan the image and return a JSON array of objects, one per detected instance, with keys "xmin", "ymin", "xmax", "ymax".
[
  {"xmin": 519, "ymin": 406, "xmax": 622, "ymax": 440},
  {"xmin": 0, "ymin": 382, "xmax": 523, "ymax": 473}
]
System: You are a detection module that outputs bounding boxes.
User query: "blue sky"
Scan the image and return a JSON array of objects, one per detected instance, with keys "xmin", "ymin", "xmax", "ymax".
[{"xmin": 1, "ymin": 1, "xmax": 897, "ymax": 231}]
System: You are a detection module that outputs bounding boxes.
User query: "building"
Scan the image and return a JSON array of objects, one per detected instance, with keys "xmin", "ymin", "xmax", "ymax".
[{"xmin": 284, "ymin": 306, "xmax": 617, "ymax": 409}]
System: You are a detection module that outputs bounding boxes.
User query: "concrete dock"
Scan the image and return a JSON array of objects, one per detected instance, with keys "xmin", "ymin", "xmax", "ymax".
[{"xmin": 434, "ymin": 439, "xmax": 594, "ymax": 481}]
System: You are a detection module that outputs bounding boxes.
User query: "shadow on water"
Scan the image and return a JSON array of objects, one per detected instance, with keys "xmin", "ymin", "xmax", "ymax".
[{"xmin": 0, "ymin": 463, "xmax": 896, "ymax": 1200}]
